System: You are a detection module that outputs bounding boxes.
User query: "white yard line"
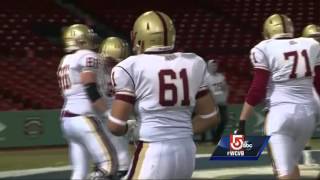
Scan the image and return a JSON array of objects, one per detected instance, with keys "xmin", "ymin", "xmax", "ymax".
[
  {"xmin": 192, "ymin": 165, "xmax": 320, "ymax": 179},
  {"xmin": 0, "ymin": 152, "xmax": 318, "ymax": 179},
  {"xmin": 0, "ymin": 166, "xmax": 71, "ymax": 178},
  {"xmin": 0, "ymin": 153, "xmax": 266, "ymax": 178},
  {"xmin": 192, "ymin": 165, "xmax": 273, "ymax": 178}
]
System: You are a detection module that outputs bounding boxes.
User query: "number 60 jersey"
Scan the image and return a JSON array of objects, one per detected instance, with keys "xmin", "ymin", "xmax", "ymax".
[
  {"xmin": 111, "ymin": 52, "xmax": 208, "ymax": 142},
  {"xmin": 251, "ymin": 37, "xmax": 320, "ymax": 107},
  {"xmin": 57, "ymin": 49, "xmax": 100, "ymax": 115}
]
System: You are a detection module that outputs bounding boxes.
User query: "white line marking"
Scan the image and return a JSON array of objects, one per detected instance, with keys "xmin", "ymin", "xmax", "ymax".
[
  {"xmin": 0, "ymin": 152, "xmax": 318, "ymax": 179},
  {"xmin": 0, "ymin": 166, "xmax": 71, "ymax": 178}
]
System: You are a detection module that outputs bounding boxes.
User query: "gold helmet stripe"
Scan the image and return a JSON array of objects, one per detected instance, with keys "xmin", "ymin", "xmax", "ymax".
[
  {"xmin": 279, "ymin": 14, "xmax": 287, "ymax": 33},
  {"xmin": 154, "ymin": 11, "xmax": 168, "ymax": 46}
]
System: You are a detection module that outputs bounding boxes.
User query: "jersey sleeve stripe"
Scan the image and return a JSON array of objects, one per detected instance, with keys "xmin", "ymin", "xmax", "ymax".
[
  {"xmin": 254, "ymin": 66, "xmax": 269, "ymax": 71},
  {"xmin": 115, "ymin": 91, "xmax": 135, "ymax": 97},
  {"xmin": 196, "ymin": 89, "xmax": 209, "ymax": 99},
  {"xmin": 115, "ymin": 94, "xmax": 135, "ymax": 104}
]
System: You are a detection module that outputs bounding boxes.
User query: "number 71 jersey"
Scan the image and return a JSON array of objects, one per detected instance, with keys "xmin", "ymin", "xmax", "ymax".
[
  {"xmin": 250, "ymin": 37, "xmax": 320, "ymax": 106},
  {"xmin": 111, "ymin": 52, "xmax": 208, "ymax": 141}
]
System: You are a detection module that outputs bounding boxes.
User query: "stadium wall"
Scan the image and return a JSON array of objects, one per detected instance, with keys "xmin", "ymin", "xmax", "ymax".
[{"xmin": 0, "ymin": 106, "xmax": 319, "ymax": 148}]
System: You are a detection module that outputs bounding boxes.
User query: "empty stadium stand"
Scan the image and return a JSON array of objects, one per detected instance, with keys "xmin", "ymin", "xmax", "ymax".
[{"xmin": 0, "ymin": 0, "xmax": 319, "ymax": 110}]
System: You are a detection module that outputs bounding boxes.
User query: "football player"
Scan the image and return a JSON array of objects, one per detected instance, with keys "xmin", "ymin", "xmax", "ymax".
[
  {"xmin": 57, "ymin": 24, "xmax": 118, "ymax": 180},
  {"xmin": 235, "ymin": 14, "xmax": 320, "ymax": 179},
  {"xmin": 206, "ymin": 59, "xmax": 229, "ymax": 144},
  {"xmin": 302, "ymin": 24, "xmax": 320, "ymax": 42},
  {"xmin": 98, "ymin": 37, "xmax": 131, "ymax": 178},
  {"xmin": 302, "ymin": 24, "xmax": 320, "ymax": 151},
  {"xmin": 302, "ymin": 24, "xmax": 320, "ymax": 110},
  {"xmin": 106, "ymin": 11, "xmax": 220, "ymax": 179}
]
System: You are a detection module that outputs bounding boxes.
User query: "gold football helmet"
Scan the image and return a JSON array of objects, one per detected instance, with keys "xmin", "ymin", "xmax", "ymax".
[
  {"xmin": 132, "ymin": 11, "xmax": 176, "ymax": 54},
  {"xmin": 263, "ymin": 14, "xmax": 294, "ymax": 39},
  {"xmin": 62, "ymin": 24, "xmax": 97, "ymax": 52},
  {"xmin": 302, "ymin": 24, "xmax": 320, "ymax": 41},
  {"xmin": 99, "ymin": 37, "xmax": 130, "ymax": 62}
]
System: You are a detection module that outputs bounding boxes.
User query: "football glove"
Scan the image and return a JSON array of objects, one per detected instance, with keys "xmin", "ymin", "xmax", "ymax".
[{"xmin": 127, "ymin": 119, "xmax": 139, "ymax": 142}]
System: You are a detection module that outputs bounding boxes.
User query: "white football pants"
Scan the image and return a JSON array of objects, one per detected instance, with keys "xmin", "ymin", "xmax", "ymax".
[
  {"xmin": 265, "ymin": 103, "xmax": 316, "ymax": 177},
  {"xmin": 126, "ymin": 137, "xmax": 196, "ymax": 180},
  {"xmin": 61, "ymin": 115, "xmax": 118, "ymax": 180}
]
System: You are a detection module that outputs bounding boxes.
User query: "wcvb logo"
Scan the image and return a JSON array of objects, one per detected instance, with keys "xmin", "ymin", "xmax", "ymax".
[{"xmin": 230, "ymin": 134, "xmax": 244, "ymax": 151}]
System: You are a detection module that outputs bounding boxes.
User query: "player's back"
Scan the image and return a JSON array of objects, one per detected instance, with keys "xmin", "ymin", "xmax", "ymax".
[
  {"xmin": 113, "ymin": 52, "xmax": 207, "ymax": 141},
  {"xmin": 57, "ymin": 49, "xmax": 99, "ymax": 115},
  {"xmin": 252, "ymin": 37, "xmax": 320, "ymax": 107}
]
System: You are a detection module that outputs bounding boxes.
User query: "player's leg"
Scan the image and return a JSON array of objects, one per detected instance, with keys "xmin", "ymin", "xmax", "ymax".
[
  {"xmin": 291, "ymin": 104, "xmax": 316, "ymax": 179},
  {"xmin": 126, "ymin": 141, "xmax": 152, "ymax": 179},
  {"xmin": 212, "ymin": 105, "xmax": 228, "ymax": 144},
  {"xmin": 107, "ymin": 133, "xmax": 131, "ymax": 177},
  {"xmin": 127, "ymin": 138, "xmax": 196, "ymax": 179},
  {"xmin": 69, "ymin": 141, "xmax": 90, "ymax": 180},
  {"xmin": 172, "ymin": 137, "xmax": 196, "ymax": 178},
  {"xmin": 81, "ymin": 116, "xmax": 118, "ymax": 177},
  {"xmin": 265, "ymin": 105, "xmax": 297, "ymax": 179},
  {"xmin": 61, "ymin": 117, "xmax": 90, "ymax": 180},
  {"xmin": 267, "ymin": 134, "xmax": 296, "ymax": 179}
]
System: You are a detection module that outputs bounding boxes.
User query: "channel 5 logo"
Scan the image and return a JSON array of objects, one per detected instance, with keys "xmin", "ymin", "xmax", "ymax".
[
  {"xmin": 211, "ymin": 135, "xmax": 270, "ymax": 160},
  {"xmin": 230, "ymin": 134, "xmax": 245, "ymax": 151},
  {"xmin": 230, "ymin": 134, "xmax": 253, "ymax": 151}
]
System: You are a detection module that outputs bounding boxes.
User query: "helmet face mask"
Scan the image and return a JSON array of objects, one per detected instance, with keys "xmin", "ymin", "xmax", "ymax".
[
  {"xmin": 302, "ymin": 24, "xmax": 320, "ymax": 42},
  {"xmin": 63, "ymin": 24, "xmax": 97, "ymax": 53},
  {"xmin": 263, "ymin": 14, "xmax": 294, "ymax": 40},
  {"xmin": 132, "ymin": 11, "xmax": 176, "ymax": 54},
  {"xmin": 99, "ymin": 37, "xmax": 130, "ymax": 63}
]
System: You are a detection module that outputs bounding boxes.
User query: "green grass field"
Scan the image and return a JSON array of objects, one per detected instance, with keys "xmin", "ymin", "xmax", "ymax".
[
  {"xmin": 0, "ymin": 143, "xmax": 216, "ymax": 171},
  {"xmin": 1, "ymin": 139, "xmax": 319, "ymax": 171}
]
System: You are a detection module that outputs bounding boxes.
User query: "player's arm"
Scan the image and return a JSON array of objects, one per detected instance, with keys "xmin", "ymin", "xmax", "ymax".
[
  {"xmin": 108, "ymin": 99, "xmax": 133, "ymax": 136},
  {"xmin": 81, "ymin": 71, "xmax": 108, "ymax": 113},
  {"xmin": 236, "ymin": 48, "xmax": 270, "ymax": 134},
  {"xmin": 314, "ymin": 65, "xmax": 320, "ymax": 95},
  {"xmin": 80, "ymin": 55, "xmax": 108, "ymax": 114},
  {"xmin": 314, "ymin": 49, "xmax": 320, "ymax": 95},
  {"xmin": 192, "ymin": 91, "xmax": 220, "ymax": 134},
  {"xmin": 107, "ymin": 65, "xmax": 135, "ymax": 136},
  {"xmin": 222, "ymin": 75, "xmax": 229, "ymax": 98},
  {"xmin": 192, "ymin": 63, "xmax": 220, "ymax": 134}
]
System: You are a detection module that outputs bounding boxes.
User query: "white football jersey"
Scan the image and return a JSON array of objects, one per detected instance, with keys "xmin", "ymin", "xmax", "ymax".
[
  {"xmin": 250, "ymin": 37, "xmax": 320, "ymax": 107},
  {"xmin": 57, "ymin": 49, "xmax": 100, "ymax": 115},
  {"xmin": 205, "ymin": 72, "xmax": 228, "ymax": 105},
  {"xmin": 111, "ymin": 52, "xmax": 208, "ymax": 142}
]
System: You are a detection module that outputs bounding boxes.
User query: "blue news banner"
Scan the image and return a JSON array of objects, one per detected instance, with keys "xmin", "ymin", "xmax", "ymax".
[{"xmin": 211, "ymin": 135, "xmax": 270, "ymax": 160}]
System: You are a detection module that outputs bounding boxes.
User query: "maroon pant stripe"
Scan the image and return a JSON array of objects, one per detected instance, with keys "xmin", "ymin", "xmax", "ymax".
[{"xmin": 128, "ymin": 141, "xmax": 143, "ymax": 180}]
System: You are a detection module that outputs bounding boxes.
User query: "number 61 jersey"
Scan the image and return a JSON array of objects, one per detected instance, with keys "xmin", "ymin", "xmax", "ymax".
[
  {"xmin": 111, "ymin": 52, "xmax": 208, "ymax": 142},
  {"xmin": 250, "ymin": 37, "xmax": 320, "ymax": 107}
]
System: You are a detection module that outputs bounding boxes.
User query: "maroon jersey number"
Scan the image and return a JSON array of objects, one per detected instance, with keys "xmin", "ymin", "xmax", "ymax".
[
  {"xmin": 158, "ymin": 68, "xmax": 190, "ymax": 106},
  {"xmin": 284, "ymin": 49, "xmax": 312, "ymax": 79},
  {"xmin": 57, "ymin": 65, "xmax": 71, "ymax": 91}
]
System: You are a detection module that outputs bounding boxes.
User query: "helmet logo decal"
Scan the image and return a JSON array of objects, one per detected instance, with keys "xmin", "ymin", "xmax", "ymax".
[
  {"xmin": 280, "ymin": 14, "xmax": 287, "ymax": 33},
  {"xmin": 154, "ymin": 11, "xmax": 168, "ymax": 46},
  {"xmin": 147, "ymin": 23, "xmax": 150, "ymax": 30}
]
